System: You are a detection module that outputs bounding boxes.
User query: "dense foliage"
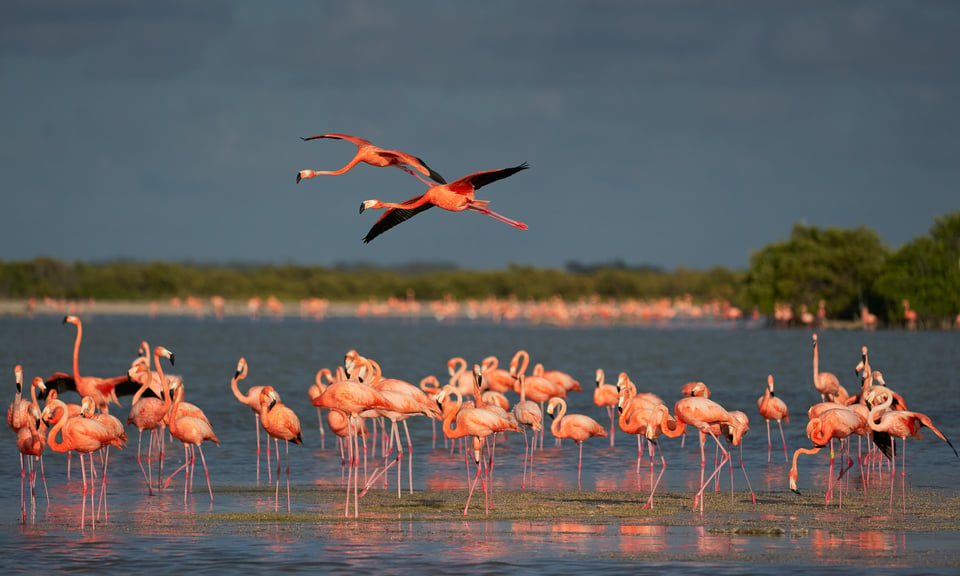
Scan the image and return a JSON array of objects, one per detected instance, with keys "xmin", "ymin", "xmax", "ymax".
[{"xmin": 2, "ymin": 212, "xmax": 958, "ymax": 326}]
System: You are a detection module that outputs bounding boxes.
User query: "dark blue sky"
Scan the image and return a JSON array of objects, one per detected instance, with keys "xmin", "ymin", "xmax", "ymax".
[{"xmin": 1, "ymin": 1, "xmax": 957, "ymax": 270}]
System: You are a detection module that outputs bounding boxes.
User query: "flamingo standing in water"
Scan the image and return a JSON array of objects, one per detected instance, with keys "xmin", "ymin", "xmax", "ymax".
[
  {"xmin": 160, "ymin": 348, "xmax": 219, "ymax": 505},
  {"xmin": 359, "ymin": 163, "xmax": 529, "ymax": 243},
  {"xmin": 47, "ymin": 315, "xmax": 130, "ymax": 415},
  {"xmin": 789, "ymin": 405, "xmax": 866, "ymax": 507},
  {"xmin": 512, "ymin": 374, "xmax": 543, "ymax": 488},
  {"xmin": 127, "ymin": 362, "xmax": 171, "ymax": 495},
  {"xmin": 546, "ymin": 397, "xmax": 607, "ymax": 490},
  {"xmin": 297, "ymin": 133, "xmax": 446, "ymax": 185},
  {"xmin": 42, "ymin": 397, "xmax": 123, "ymax": 529},
  {"xmin": 307, "ymin": 367, "xmax": 335, "ymax": 449},
  {"xmin": 258, "ymin": 386, "xmax": 303, "ymax": 512},
  {"xmin": 593, "ymin": 368, "xmax": 620, "ymax": 448},
  {"xmin": 757, "ymin": 374, "xmax": 790, "ymax": 463},
  {"xmin": 229, "ymin": 357, "xmax": 270, "ymax": 485},
  {"xmin": 812, "ymin": 333, "xmax": 847, "ymax": 403},
  {"xmin": 866, "ymin": 388, "xmax": 958, "ymax": 512},
  {"xmin": 15, "ymin": 400, "xmax": 48, "ymax": 522},
  {"xmin": 673, "ymin": 393, "xmax": 744, "ymax": 512}
]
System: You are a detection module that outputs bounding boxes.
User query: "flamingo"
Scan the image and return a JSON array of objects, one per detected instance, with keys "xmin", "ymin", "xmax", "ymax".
[
  {"xmin": 593, "ymin": 368, "xmax": 620, "ymax": 447},
  {"xmin": 15, "ymin": 402, "xmax": 48, "ymax": 522},
  {"xmin": 673, "ymin": 395, "xmax": 744, "ymax": 512},
  {"xmin": 48, "ymin": 315, "xmax": 130, "ymax": 415},
  {"xmin": 258, "ymin": 386, "xmax": 303, "ymax": 512},
  {"xmin": 307, "ymin": 367, "xmax": 334, "ymax": 449},
  {"xmin": 789, "ymin": 405, "xmax": 867, "ymax": 506},
  {"xmin": 812, "ymin": 333, "xmax": 847, "ymax": 403},
  {"xmin": 756, "ymin": 374, "xmax": 790, "ymax": 463},
  {"xmin": 867, "ymin": 388, "xmax": 958, "ymax": 512},
  {"xmin": 42, "ymin": 397, "xmax": 123, "ymax": 529},
  {"xmin": 313, "ymin": 367, "xmax": 395, "ymax": 517},
  {"xmin": 546, "ymin": 397, "xmax": 607, "ymax": 489},
  {"xmin": 480, "ymin": 355, "xmax": 515, "ymax": 394},
  {"xmin": 127, "ymin": 362, "xmax": 171, "ymax": 495},
  {"xmin": 358, "ymin": 163, "xmax": 529, "ymax": 243},
  {"xmin": 511, "ymin": 374, "xmax": 543, "ymax": 488},
  {"xmin": 437, "ymin": 385, "xmax": 521, "ymax": 515},
  {"xmin": 229, "ymin": 357, "xmax": 270, "ymax": 485},
  {"xmin": 446, "ymin": 356, "xmax": 476, "ymax": 398},
  {"xmin": 160, "ymin": 348, "xmax": 219, "ymax": 505},
  {"xmin": 297, "ymin": 133, "xmax": 446, "ymax": 185},
  {"xmin": 618, "ymin": 402, "xmax": 683, "ymax": 508}
]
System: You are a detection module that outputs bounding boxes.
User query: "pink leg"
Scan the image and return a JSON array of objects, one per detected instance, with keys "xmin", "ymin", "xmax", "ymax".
[{"xmin": 467, "ymin": 204, "xmax": 529, "ymax": 230}]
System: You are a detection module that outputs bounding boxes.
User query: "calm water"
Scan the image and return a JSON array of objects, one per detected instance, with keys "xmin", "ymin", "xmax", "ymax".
[{"xmin": 2, "ymin": 314, "xmax": 959, "ymax": 574}]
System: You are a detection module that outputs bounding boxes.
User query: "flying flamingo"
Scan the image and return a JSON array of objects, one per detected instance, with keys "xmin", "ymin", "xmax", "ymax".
[
  {"xmin": 296, "ymin": 133, "xmax": 446, "ymax": 185},
  {"xmin": 229, "ymin": 357, "xmax": 270, "ymax": 485},
  {"xmin": 127, "ymin": 362, "xmax": 171, "ymax": 495},
  {"xmin": 48, "ymin": 315, "xmax": 130, "ymax": 415},
  {"xmin": 812, "ymin": 333, "xmax": 847, "ymax": 403},
  {"xmin": 673, "ymin": 394, "xmax": 744, "ymax": 512},
  {"xmin": 593, "ymin": 368, "xmax": 620, "ymax": 447},
  {"xmin": 258, "ymin": 386, "xmax": 303, "ymax": 512},
  {"xmin": 546, "ymin": 397, "xmax": 607, "ymax": 489},
  {"xmin": 42, "ymin": 396, "xmax": 123, "ymax": 529},
  {"xmin": 866, "ymin": 388, "xmax": 958, "ymax": 512},
  {"xmin": 789, "ymin": 405, "xmax": 867, "ymax": 507},
  {"xmin": 756, "ymin": 374, "xmax": 790, "ymax": 463},
  {"xmin": 160, "ymin": 348, "xmax": 219, "ymax": 505},
  {"xmin": 358, "ymin": 163, "xmax": 529, "ymax": 243}
]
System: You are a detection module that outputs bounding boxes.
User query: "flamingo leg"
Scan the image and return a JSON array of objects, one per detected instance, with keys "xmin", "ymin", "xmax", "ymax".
[{"xmin": 466, "ymin": 203, "xmax": 528, "ymax": 230}]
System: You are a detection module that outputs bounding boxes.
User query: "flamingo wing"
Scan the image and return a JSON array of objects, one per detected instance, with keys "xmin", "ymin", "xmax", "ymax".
[
  {"xmin": 43, "ymin": 372, "xmax": 77, "ymax": 398},
  {"xmin": 452, "ymin": 162, "xmax": 528, "ymax": 193},
  {"xmin": 362, "ymin": 195, "xmax": 434, "ymax": 244}
]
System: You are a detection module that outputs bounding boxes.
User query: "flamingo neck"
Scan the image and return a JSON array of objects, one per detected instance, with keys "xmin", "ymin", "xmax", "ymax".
[
  {"xmin": 71, "ymin": 322, "xmax": 83, "ymax": 383},
  {"xmin": 550, "ymin": 400, "xmax": 566, "ymax": 437}
]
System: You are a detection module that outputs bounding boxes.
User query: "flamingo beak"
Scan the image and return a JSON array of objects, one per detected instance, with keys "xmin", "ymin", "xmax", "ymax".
[
  {"xmin": 296, "ymin": 173, "xmax": 303, "ymax": 184},
  {"xmin": 169, "ymin": 353, "xmax": 176, "ymax": 366},
  {"xmin": 359, "ymin": 203, "xmax": 366, "ymax": 214}
]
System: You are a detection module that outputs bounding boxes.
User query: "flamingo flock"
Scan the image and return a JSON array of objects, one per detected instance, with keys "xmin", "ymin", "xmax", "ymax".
[{"xmin": 6, "ymin": 314, "xmax": 958, "ymax": 529}]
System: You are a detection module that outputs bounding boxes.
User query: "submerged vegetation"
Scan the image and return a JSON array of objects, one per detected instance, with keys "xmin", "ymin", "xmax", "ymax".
[{"xmin": 2, "ymin": 212, "xmax": 958, "ymax": 327}]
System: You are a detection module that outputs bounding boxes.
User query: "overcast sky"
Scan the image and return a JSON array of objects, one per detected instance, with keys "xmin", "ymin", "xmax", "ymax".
[{"xmin": 1, "ymin": 1, "xmax": 957, "ymax": 271}]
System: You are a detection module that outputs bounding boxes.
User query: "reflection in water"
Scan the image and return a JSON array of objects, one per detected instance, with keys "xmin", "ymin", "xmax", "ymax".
[{"xmin": 619, "ymin": 524, "xmax": 667, "ymax": 554}]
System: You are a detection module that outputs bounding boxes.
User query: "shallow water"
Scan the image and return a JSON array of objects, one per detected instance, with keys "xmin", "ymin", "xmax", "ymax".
[{"xmin": 2, "ymin": 314, "xmax": 959, "ymax": 573}]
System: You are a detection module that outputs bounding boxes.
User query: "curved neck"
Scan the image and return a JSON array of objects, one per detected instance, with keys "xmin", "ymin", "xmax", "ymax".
[
  {"xmin": 441, "ymin": 389, "xmax": 467, "ymax": 439},
  {"xmin": 550, "ymin": 399, "xmax": 566, "ymax": 437},
  {"xmin": 868, "ymin": 393, "xmax": 893, "ymax": 432},
  {"xmin": 513, "ymin": 350, "xmax": 529, "ymax": 377},
  {"xmin": 790, "ymin": 446, "xmax": 823, "ymax": 482},
  {"xmin": 230, "ymin": 362, "xmax": 248, "ymax": 402},
  {"xmin": 420, "ymin": 376, "xmax": 440, "ymax": 395},
  {"xmin": 45, "ymin": 401, "xmax": 68, "ymax": 453},
  {"xmin": 71, "ymin": 321, "xmax": 83, "ymax": 383},
  {"xmin": 482, "ymin": 356, "xmax": 498, "ymax": 371},
  {"xmin": 657, "ymin": 405, "xmax": 685, "ymax": 438},
  {"xmin": 154, "ymin": 351, "xmax": 173, "ymax": 417}
]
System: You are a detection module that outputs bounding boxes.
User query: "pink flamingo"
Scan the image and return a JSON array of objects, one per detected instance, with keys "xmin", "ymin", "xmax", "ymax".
[
  {"xmin": 757, "ymin": 374, "xmax": 790, "ymax": 462},
  {"xmin": 673, "ymin": 395, "xmax": 744, "ymax": 512},
  {"xmin": 15, "ymin": 400, "xmax": 48, "ymax": 522},
  {"xmin": 297, "ymin": 133, "xmax": 446, "ymax": 185},
  {"xmin": 258, "ymin": 385, "xmax": 303, "ymax": 512},
  {"xmin": 546, "ymin": 397, "xmax": 607, "ymax": 489},
  {"xmin": 789, "ymin": 405, "xmax": 867, "ymax": 507},
  {"xmin": 593, "ymin": 368, "xmax": 620, "ymax": 447},
  {"xmin": 512, "ymin": 374, "xmax": 543, "ymax": 488},
  {"xmin": 229, "ymin": 357, "xmax": 270, "ymax": 485},
  {"xmin": 127, "ymin": 362, "xmax": 172, "ymax": 495},
  {"xmin": 359, "ymin": 163, "xmax": 529, "ymax": 243},
  {"xmin": 307, "ymin": 367, "xmax": 334, "ymax": 449},
  {"xmin": 50, "ymin": 315, "xmax": 130, "ymax": 415},
  {"xmin": 812, "ymin": 333, "xmax": 847, "ymax": 403}
]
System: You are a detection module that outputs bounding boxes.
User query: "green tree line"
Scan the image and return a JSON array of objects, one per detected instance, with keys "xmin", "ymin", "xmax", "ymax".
[{"xmin": 2, "ymin": 211, "xmax": 958, "ymax": 327}]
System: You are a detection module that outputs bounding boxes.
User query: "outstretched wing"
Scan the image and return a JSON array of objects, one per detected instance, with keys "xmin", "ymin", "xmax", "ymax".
[
  {"xmin": 362, "ymin": 195, "xmax": 434, "ymax": 244},
  {"xmin": 455, "ymin": 162, "xmax": 528, "ymax": 193},
  {"xmin": 43, "ymin": 372, "xmax": 76, "ymax": 399},
  {"xmin": 300, "ymin": 133, "xmax": 370, "ymax": 146}
]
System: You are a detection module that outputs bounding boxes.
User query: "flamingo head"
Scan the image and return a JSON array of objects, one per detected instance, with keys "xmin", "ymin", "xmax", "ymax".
[
  {"xmin": 63, "ymin": 315, "xmax": 80, "ymax": 326},
  {"xmin": 32, "ymin": 376, "xmax": 46, "ymax": 393},
  {"xmin": 259, "ymin": 386, "xmax": 279, "ymax": 410},
  {"xmin": 297, "ymin": 169, "xmax": 315, "ymax": 183},
  {"xmin": 359, "ymin": 199, "xmax": 380, "ymax": 214},
  {"xmin": 766, "ymin": 374, "xmax": 775, "ymax": 394},
  {"xmin": 14, "ymin": 364, "xmax": 23, "ymax": 392}
]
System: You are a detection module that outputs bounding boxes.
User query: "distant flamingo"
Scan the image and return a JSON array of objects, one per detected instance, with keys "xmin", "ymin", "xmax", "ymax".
[
  {"xmin": 867, "ymin": 389, "xmax": 958, "ymax": 512},
  {"xmin": 54, "ymin": 315, "xmax": 129, "ymax": 415},
  {"xmin": 127, "ymin": 362, "xmax": 171, "ymax": 495},
  {"xmin": 229, "ymin": 357, "xmax": 269, "ymax": 485},
  {"xmin": 297, "ymin": 133, "xmax": 446, "ymax": 185},
  {"xmin": 546, "ymin": 397, "xmax": 607, "ymax": 489},
  {"xmin": 812, "ymin": 333, "xmax": 847, "ymax": 402},
  {"xmin": 258, "ymin": 386, "xmax": 303, "ymax": 512},
  {"xmin": 673, "ymin": 395, "xmax": 743, "ymax": 512},
  {"xmin": 161, "ymin": 348, "xmax": 219, "ymax": 505},
  {"xmin": 593, "ymin": 368, "xmax": 620, "ymax": 447},
  {"xmin": 511, "ymin": 351, "xmax": 565, "ymax": 450},
  {"xmin": 902, "ymin": 299, "xmax": 917, "ymax": 331},
  {"xmin": 359, "ymin": 163, "xmax": 529, "ymax": 243},
  {"xmin": 756, "ymin": 374, "xmax": 790, "ymax": 463}
]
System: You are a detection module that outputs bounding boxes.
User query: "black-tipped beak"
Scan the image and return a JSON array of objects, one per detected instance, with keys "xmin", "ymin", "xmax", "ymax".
[
  {"xmin": 234, "ymin": 370, "xmax": 241, "ymax": 379},
  {"xmin": 359, "ymin": 203, "xmax": 366, "ymax": 214},
  {"xmin": 296, "ymin": 173, "xmax": 302, "ymax": 184},
  {"xmin": 62, "ymin": 316, "xmax": 69, "ymax": 324},
  {"xmin": 169, "ymin": 353, "xmax": 175, "ymax": 366},
  {"xmin": 791, "ymin": 488, "xmax": 802, "ymax": 495}
]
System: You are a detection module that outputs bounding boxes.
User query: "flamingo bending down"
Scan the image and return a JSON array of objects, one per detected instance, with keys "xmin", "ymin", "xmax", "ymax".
[
  {"xmin": 789, "ymin": 405, "xmax": 866, "ymax": 506},
  {"xmin": 358, "ymin": 163, "xmax": 529, "ymax": 243},
  {"xmin": 297, "ymin": 133, "xmax": 446, "ymax": 186},
  {"xmin": 258, "ymin": 386, "xmax": 303, "ymax": 512},
  {"xmin": 757, "ymin": 374, "xmax": 790, "ymax": 463},
  {"xmin": 546, "ymin": 397, "xmax": 607, "ymax": 490}
]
